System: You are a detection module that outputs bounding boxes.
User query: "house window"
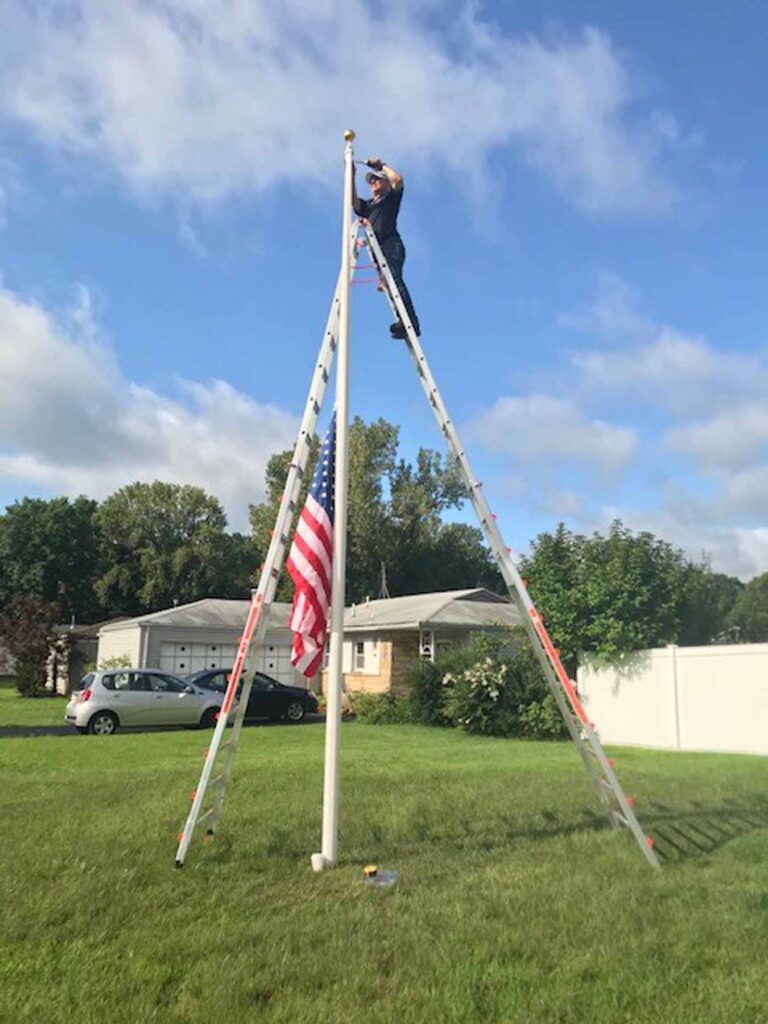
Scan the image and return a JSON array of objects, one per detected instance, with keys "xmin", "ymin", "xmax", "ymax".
[
  {"xmin": 354, "ymin": 641, "xmax": 365, "ymax": 671},
  {"xmin": 419, "ymin": 630, "xmax": 434, "ymax": 662}
]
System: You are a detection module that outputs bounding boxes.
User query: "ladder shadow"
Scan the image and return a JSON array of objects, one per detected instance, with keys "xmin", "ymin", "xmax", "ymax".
[
  {"xmin": 349, "ymin": 797, "xmax": 768, "ymax": 868},
  {"xmin": 642, "ymin": 797, "xmax": 768, "ymax": 864}
]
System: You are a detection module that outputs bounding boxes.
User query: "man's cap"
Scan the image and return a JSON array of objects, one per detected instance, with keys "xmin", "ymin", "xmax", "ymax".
[{"xmin": 365, "ymin": 170, "xmax": 387, "ymax": 183}]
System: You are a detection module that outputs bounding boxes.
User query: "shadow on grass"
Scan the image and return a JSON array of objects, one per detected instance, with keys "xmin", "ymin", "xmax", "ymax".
[
  {"xmin": 339, "ymin": 797, "xmax": 768, "ymax": 869},
  {"xmin": 643, "ymin": 797, "xmax": 768, "ymax": 864}
]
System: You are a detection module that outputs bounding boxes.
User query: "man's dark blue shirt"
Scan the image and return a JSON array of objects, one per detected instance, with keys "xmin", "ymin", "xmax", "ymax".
[{"xmin": 353, "ymin": 186, "xmax": 403, "ymax": 242}]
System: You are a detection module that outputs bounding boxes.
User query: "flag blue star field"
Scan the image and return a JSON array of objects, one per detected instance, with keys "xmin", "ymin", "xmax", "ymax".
[{"xmin": 286, "ymin": 414, "xmax": 336, "ymax": 677}]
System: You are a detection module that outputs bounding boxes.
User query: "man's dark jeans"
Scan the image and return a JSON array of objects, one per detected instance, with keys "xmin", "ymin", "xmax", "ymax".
[{"xmin": 379, "ymin": 236, "xmax": 421, "ymax": 336}]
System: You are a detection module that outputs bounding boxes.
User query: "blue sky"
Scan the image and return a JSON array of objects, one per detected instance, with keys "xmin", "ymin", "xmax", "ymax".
[{"xmin": 1, "ymin": 1, "xmax": 767, "ymax": 579}]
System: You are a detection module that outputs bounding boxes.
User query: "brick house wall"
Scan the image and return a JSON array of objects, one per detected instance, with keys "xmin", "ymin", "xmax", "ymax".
[
  {"xmin": 321, "ymin": 625, "xmax": 499, "ymax": 697},
  {"xmin": 389, "ymin": 631, "xmax": 421, "ymax": 695}
]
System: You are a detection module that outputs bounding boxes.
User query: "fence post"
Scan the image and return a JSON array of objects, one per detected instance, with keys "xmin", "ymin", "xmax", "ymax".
[{"xmin": 668, "ymin": 643, "xmax": 681, "ymax": 750}]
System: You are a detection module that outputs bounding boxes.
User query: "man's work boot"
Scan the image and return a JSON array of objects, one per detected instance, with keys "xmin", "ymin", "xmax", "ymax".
[{"xmin": 389, "ymin": 321, "xmax": 407, "ymax": 339}]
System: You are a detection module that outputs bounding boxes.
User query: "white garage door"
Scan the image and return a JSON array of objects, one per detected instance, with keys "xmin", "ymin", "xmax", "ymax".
[
  {"xmin": 159, "ymin": 642, "xmax": 239, "ymax": 676},
  {"xmin": 256, "ymin": 641, "xmax": 298, "ymax": 685}
]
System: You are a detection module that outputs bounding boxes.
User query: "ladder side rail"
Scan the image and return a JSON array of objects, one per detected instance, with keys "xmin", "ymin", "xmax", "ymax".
[
  {"xmin": 175, "ymin": 592, "xmax": 264, "ymax": 865},
  {"xmin": 363, "ymin": 222, "xmax": 591, "ymax": 724},
  {"xmin": 176, "ymin": 253, "xmax": 357, "ymax": 865},
  {"xmin": 209, "ymin": 228, "xmax": 366, "ymax": 835},
  {"xmin": 363, "ymin": 222, "xmax": 659, "ymax": 868}
]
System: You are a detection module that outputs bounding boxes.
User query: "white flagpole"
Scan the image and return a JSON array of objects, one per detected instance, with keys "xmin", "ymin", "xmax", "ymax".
[{"xmin": 312, "ymin": 129, "xmax": 354, "ymax": 871}]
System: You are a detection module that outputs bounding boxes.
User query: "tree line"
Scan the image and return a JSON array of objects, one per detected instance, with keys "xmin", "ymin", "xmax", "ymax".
[
  {"xmin": 1, "ymin": 415, "xmax": 766, "ymax": 667},
  {"xmin": 0, "ymin": 418, "xmax": 500, "ymax": 626}
]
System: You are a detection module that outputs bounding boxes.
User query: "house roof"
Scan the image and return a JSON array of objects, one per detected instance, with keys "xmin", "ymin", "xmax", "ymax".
[
  {"xmin": 344, "ymin": 588, "xmax": 520, "ymax": 632},
  {"xmin": 98, "ymin": 589, "xmax": 520, "ymax": 636},
  {"xmin": 99, "ymin": 599, "xmax": 292, "ymax": 633},
  {"xmin": 56, "ymin": 617, "xmax": 130, "ymax": 638}
]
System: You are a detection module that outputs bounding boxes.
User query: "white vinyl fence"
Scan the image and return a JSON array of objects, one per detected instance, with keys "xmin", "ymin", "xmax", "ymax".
[{"xmin": 577, "ymin": 642, "xmax": 768, "ymax": 756}]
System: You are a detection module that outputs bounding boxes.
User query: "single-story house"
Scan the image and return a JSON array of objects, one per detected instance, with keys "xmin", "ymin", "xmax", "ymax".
[
  {"xmin": 97, "ymin": 600, "xmax": 301, "ymax": 685},
  {"xmin": 330, "ymin": 589, "xmax": 521, "ymax": 694},
  {"xmin": 95, "ymin": 588, "xmax": 521, "ymax": 693},
  {"xmin": 48, "ymin": 620, "xmax": 126, "ymax": 696}
]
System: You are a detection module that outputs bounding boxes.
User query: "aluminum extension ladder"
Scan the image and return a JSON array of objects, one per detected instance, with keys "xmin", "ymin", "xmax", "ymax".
[
  {"xmin": 360, "ymin": 218, "xmax": 659, "ymax": 868},
  {"xmin": 175, "ymin": 218, "xmax": 660, "ymax": 870},
  {"xmin": 174, "ymin": 232, "xmax": 361, "ymax": 867}
]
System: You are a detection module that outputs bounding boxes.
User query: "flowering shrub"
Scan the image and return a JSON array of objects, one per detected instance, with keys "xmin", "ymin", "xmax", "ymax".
[
  {"xmin": 442, "ymin": 657, "xmax": 517, "ymax": 736},
  {"xmin": 359, "ymin": 630, "xmax": 568, "ymax": 739},
  {"xmin": 439, "ymin": 631, "xmax": 568, "ymax": 739}
]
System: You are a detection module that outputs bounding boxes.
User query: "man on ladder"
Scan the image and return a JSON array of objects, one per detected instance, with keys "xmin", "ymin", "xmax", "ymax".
[{"xmin": 353, "ymin": 157, "xmax": 421, "ymax": 340}]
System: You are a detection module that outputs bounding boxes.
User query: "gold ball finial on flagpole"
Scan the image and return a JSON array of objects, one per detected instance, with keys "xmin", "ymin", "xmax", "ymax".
[{"xmin": 343, "ymin": 129, "xmax": 355, "ymax": 142}]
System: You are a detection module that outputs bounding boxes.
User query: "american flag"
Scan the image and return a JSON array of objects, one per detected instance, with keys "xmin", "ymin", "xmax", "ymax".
[{"xmin": 286, "ymin": 414, "xmax": 336, "ymax": 677}]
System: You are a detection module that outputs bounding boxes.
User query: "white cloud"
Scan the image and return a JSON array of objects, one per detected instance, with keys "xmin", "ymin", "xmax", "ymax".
[
  {"xmin": 0, "ymin": 2, "xmax": 686, "ymax": 214},
  {"xmin": 719, "ymin": 467, "xmax": 768, "ymax": 519},
  {"xmin": 558, "ymin": 272, "xmax": 654, "ymax": 343},
  {"xmin": 478, "ymin": 277, "xmax": 768, "ymax": 579},
  {"xmin": 574, "ymin": 330, "xmax": 768, "ymax": 417},
  {"xmin": 0, "ymin": 285, "xmax": 297, "ymax": 527},
  {"xmin": 667, "ymin": 404, "xmax": 768, "ymax": 470},
  {"xmin": 563, "ymin": 276, "xmax": 768, "ymax": 418},
  {"xmin": 593, "ymin": 508, "xmax": 768, "ymax": 581},
  {"xmin": 466, "ymin": 394, "xmax": 637, "ymax": 475}
]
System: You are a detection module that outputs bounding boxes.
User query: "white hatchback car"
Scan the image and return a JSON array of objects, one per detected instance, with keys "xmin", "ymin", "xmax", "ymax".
[{"xmin": 66, "ymin": 669, "xmax": 226, "ymax": 735}]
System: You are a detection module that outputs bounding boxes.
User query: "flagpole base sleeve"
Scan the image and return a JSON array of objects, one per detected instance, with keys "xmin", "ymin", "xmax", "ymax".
[{"xmin": 311, "ymin": 852, "xmax": 331, "ymax": 872}]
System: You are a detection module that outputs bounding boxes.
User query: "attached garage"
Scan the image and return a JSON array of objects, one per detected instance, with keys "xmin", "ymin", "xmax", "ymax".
[
  {"xmin": 97, "ymin": 599, "xmax": 305, "ymax": 688},
  {"xmin": 158, "ymin": 642, "xmax": 239, "ymax": 675}
]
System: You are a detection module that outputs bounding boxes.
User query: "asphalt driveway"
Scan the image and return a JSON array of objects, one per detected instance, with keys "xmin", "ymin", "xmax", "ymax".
[{"xmin": 0, "ymin": 716, "xmax": 326, "ymax": 739}]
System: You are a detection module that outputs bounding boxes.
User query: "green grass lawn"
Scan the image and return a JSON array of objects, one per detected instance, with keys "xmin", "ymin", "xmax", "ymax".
[
  {"xmin": 1, "ymin": 723, "xmax": 767, "ymax": 1024},
  {"xmin": 0, "ymin": 685, "xmax": 68, "ymax": 727}
]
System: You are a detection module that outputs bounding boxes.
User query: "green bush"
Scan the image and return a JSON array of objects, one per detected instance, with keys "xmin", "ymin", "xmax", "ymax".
[
  {"xmin": 440, "ymin": 630, "xmax": 568, "ymax": 740},
  {"xmin": 362, "ymin": 630, "xmax": 568, "ymax": 740},
  {"xmin": 352, "ymin": 692, "xmax": 413, "ymax": 724},
  {"xmin": 97, "ymin": 654, "xmax": 133, "ymax": 670},
  {"xmin": 517, "ymin": 693, "xmax": 568, "ymax": 739},
  {"xmin": 405, "ymin": 660, "xmax": 448, "ymax": 725},
  {"xmin": 405, "ymin": 633, "xmax": 504, "ymax": 726},
  {"xmin": 442, "ymin": 656, "xmax": 518, "ymax": 736}
]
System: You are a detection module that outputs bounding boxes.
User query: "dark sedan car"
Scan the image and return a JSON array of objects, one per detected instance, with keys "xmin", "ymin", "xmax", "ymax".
[{"xmin": 185, "ymin": 668, "xmax": 319, "ymax": 723}]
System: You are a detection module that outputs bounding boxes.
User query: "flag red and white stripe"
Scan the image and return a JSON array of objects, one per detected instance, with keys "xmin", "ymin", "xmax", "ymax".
[{"xmin": 286, "ymin": 415, "xmax": 336, "ymax": 678}]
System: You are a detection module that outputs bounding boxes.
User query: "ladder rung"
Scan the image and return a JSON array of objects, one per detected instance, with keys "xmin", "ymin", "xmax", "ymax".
[{"xmin": 198, "ymin": 807, "xmax": 215, "ymax": 826}]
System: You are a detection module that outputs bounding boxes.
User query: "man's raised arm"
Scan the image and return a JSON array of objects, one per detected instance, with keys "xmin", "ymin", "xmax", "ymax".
[
  {"xmin": 367, "ymin": 157, "xmax": 403, "ymax": 191},
  {"xmin": 351, "ymin": 163, "xmax": 367, "ymax": 216}
]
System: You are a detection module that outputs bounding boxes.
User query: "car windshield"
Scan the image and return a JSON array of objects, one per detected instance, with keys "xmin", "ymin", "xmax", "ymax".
[{"xmin": 185, "ymin": 670, "xmax": 210, "ymax": 684}]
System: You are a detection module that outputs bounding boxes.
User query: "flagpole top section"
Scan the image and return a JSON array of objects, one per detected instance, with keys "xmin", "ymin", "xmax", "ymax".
[{"xmin": 343, "ymin": 129, "xmax": 356, "ymax": 142}]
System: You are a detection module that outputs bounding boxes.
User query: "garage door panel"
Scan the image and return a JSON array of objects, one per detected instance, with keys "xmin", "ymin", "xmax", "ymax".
[{"xmin": 158, "ymin": 639, "xmax": 299, "ymax": 682}]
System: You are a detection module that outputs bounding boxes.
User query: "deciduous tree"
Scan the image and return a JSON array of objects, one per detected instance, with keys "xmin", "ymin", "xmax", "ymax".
[
  {"xmin": 520, "ymin": 520, "xmax": 734, "ymax": 670},
  {"xmin": 726, "ymin": 572, "xmax": 768, "ymax": 642},
  {"xmin": 0, "ymin": 496, "xmax": 101, "ymax": 621},
  {"xmin": 95, "ymin": 482, "xmax": 243, "ymax": 616},
  {"xmin": 249, "ymin": 417, "xmax": 499, "ymax": 603},
  {"xmin": 0, "ymin": 595, "xmax": 61, "ymax": 697}
]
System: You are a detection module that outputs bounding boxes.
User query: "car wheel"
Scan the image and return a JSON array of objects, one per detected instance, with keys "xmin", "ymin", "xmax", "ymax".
[
  {"xmin": 87, "ymin": 711, "xmax": 118, "ymax": 736},
  {"xmin": 199, "ymin": 707, "xmax": 219, "ymax": 729},
  {"xmin": 285, "ymin": 700, "xmax": 306, "ymax": 723}
]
